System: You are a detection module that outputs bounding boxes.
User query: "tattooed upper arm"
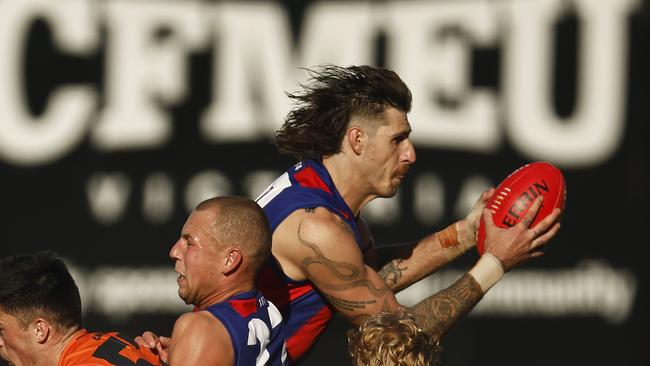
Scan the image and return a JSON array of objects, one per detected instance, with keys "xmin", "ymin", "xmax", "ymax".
[
  {"xmin": 297, "ymin": 220, "xmax": 386, "ymax": 297},
  {"xmin": 290, "ymin": 209, "xmax": 400, "ymax": 323}
]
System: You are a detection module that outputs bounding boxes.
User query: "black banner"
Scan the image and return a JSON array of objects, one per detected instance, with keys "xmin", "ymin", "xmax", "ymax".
[{"xmin": 1, "ymin": 0, "xmax": 648, "ymax": 365}]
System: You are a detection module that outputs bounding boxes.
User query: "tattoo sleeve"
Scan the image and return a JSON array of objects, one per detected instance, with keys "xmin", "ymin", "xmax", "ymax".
[{"xmin": 408, "ymin": 274, "xmax": 483, "ymax": 342}]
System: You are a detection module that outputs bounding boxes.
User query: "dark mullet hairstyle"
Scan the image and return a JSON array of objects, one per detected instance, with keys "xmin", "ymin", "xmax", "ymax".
[{"xmin": 275, "ymin": 65, "xmax": 412, "ymax": 160}]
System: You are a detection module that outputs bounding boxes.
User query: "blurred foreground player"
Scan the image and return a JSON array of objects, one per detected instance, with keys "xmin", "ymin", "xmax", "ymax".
[
  {"xmin": 0, "ymin": 252, "xmax": 160, "ymax": 366},
  {"xmin": 347, "ymin": 310, "xmax": 442, "ymax": 366},
  {"xmin": 156, "ymin": 196, "xmax": 287, "ymax": 365}
]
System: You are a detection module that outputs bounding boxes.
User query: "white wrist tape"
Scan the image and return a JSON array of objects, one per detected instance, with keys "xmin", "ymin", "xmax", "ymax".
[{"xmin": 468, "ymin": 253, "xmax": 504, "ymax": 293}]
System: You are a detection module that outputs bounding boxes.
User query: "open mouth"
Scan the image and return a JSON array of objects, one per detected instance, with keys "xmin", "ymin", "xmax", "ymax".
[{"xmin": 176, "ymin": 271, "xmax": 186, "ymax": 284}]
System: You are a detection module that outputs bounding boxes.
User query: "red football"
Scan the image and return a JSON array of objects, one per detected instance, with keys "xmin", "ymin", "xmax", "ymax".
[{"xmin": 477, "ymin": 162, "xmax": 566, "ymax": 255}]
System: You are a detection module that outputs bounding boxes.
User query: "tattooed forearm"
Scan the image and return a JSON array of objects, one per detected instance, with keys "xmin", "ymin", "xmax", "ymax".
[
  {"xmin": 322, "ymin": 294, "xmax": 377, "ymax": 312},
  {"xmin": 297, "ymin": 221, "xmax": 388, "ymax": 297},
  {"xmin": 378, "ymin": 259, "xmax": 408, "ymax": 287},
  {"xmin": 408, "ymin": 274, "xmax": 483, "ymax": 341}
]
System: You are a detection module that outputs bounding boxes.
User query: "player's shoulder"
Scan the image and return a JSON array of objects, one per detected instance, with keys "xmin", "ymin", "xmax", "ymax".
[
  {"xmin": 288, "ymin": 207, "xmax": 354, "ymax": 240},
  {"xmin": 275, "ymin": 207, "xmax": 361, "ymax": 263},
  {"xmin": 173, "ymin": 310, "xmax": 219, "ymax": 334},
  {"xmin": 169, "ymin": 311, "xmax": 232, "ymax": 365}
]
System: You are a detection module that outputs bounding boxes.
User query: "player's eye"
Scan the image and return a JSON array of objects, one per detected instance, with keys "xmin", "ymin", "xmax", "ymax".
[{"xmin": 393, "ymin": 134, "xmax": 409, "ymax": 144}]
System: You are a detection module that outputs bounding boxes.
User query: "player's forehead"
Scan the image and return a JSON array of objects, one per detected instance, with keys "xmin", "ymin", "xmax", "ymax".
[
  {"xmin": 183, "ymin": 210, "xmax": 217, "ymax": 240},
  {"xmin": 377, "ymin": 108, "xmax": 411, "ymax": 134},
  {"xmin": 382, "ymin": 107, "xmax": 411, "ymax": 131}
]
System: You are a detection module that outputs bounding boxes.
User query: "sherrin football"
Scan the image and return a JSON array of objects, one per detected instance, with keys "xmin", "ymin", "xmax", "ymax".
[{"xmin": 476, "ymin": 162, "xmax": 566, "ymax": 255}]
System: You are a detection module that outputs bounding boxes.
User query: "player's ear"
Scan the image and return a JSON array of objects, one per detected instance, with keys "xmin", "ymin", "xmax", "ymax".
[
  {"xmin": 223, "ymin": 248, "xmax": 243, "ymax": 275},
  {"xmin": 346, "ymin": 127, "xmax": 364, "ymax": 155},
  {"xmin": 33, "ymin": 318, "xmax": 51, "ymax": 344}
]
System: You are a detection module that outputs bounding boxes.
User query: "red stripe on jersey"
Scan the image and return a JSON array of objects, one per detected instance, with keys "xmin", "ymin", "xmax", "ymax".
[
  {"xmin": 257, "ymin": 263, "xmax": 316, "ymax": 308},
  {"xmin": 286, "ymin": 305, "xmax": 333, "ymax": 361},
  {"xmin": 294, "ymin": 166, "xmax": 332, "ymax": 195},
  {"xmin": 334, "ymin": 207, "xmax": 351, "ymax": 220},
  {"xmin": 228, "ymin": 298, "xmax": 258, "ymax": 318},
  {"xmin": 289, "ymin": 282, "xmax": 315, "ymax": 300}
]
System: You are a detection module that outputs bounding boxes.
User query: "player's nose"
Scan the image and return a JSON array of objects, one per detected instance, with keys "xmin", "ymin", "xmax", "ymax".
[
  {"xmin": 169, "ymin": 240, "xmax": 182, "ymax": 260},
  {"xmin": 403, "ymin": 139, "xmax": 416, "ymax": 164}
]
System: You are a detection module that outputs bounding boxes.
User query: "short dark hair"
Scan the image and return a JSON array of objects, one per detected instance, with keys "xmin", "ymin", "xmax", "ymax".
[
  {"xmin": 0, "ymin": 252, "xmax": 82, "ymax": 331},
  {"xmin": 196, "ymin": 196, "xmax": 272, "ymax": 272},
  {"xmin": 276, "ymin": 65, "xmax": 412, "ymax": 160}
]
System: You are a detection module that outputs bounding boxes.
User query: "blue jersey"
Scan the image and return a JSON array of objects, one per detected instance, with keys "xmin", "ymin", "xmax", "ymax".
[
  {"xmin": 255, "ymin": 159, "xmax": 368, "ymax": 361},
  {"xmin": 205, "ymin": 289, "xmax": 287, "ymax": 366}
]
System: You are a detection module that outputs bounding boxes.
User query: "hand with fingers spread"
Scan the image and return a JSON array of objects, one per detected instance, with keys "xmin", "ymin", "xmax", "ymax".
[{"xmin": 482, "ymin": 196, "xmax": 562, "ymax": 271}]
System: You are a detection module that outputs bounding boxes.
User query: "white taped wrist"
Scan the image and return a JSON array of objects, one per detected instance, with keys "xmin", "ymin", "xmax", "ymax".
[
  {"xmin": 456, "ymin": 221, "xmax": 476, "ymax": 251},
  {"xmin": 468, "ymin": 253, "xmax": 504, "ymax": 293}
]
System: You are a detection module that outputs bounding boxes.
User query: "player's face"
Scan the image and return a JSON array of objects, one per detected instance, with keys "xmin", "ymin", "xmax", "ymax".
[
  {"xmin": 0, "ymin": 311, "xmax": 36, "ymax": 366},
  {"xmin": 169, "ymin": 209, "xmax": 222, "ymax": 308},
  {"xmin": 362, "ymin": 107, "xmax": 416, "ymax": 198}
]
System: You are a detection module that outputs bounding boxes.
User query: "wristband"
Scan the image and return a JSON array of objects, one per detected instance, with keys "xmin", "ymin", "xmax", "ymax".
[
  {"xmin": 468, "ymin": 253, "xmax": 504, "ymax": 293},
  {"xmin": 437, "ymin": 222, "xmax": 474, "ymax": 261}
]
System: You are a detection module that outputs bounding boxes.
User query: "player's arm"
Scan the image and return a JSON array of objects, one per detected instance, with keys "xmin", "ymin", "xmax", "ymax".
[
  {"xmin": 275, "ymin": 207, "xmax": 401, "ymax": 324},
  {"xmin": 407, "ymin": 196, "xmax": 562, "ymax": 341},
  {"xmin": 167, "ymin": 311, "xmax": 233, "ymax": 366},
  {"xmin": 368, "ymin": 189, "xmax": 494, "ymax": 293}
]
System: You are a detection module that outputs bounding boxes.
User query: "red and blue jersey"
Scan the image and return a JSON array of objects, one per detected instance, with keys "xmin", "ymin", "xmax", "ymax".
[
  {"xmin": 205, "ymin": 289, "xmax": 288, "ymax": 366},
  {"xmin": 255, "ymin": 159, "xmax": 368, "ymax": 361}
]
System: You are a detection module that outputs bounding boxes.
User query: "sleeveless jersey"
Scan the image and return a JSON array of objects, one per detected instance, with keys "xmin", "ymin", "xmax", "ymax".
[
  {"xmin": 58, "ymin": 330, "xmax": 160, "ymax": 366},
  {"xmin": 255, "ymin": 159, "xmax": 367, "ymax": 361},
  {"xmin": 205, "ymin": 289, "xmax": 288, "ymax": 366}
]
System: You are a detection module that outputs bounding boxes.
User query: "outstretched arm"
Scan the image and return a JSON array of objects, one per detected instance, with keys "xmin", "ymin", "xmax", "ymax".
[
  {"xmin": 407, "ymin": 196, "xmax": 562, "ymax": 340},
  {"xmin": 368, "ymin": 189, "xmax": 494, "ymax": 293},
  {"xmin": 279, "ymin": 196, "xmax": 560, "ymax": 341},
  {"xmin": 280, "ymin": 208, "xmax": 479, "ymax": 337}
]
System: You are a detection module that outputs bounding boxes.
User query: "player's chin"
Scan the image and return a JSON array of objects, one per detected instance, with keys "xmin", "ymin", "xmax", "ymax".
[
  {"xmin": 177, "ymin": 287, "xmax": 188, "ymax": 301},
  {"xmin": 179, "ymin": 293, "xmax": 193, "ymax": 305},
  {"xmin": 379, "ymin": 184, "xmax": 400, "ymax": 198}
]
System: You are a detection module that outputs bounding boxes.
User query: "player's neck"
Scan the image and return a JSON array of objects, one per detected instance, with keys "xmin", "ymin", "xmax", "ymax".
[
  {"xmin": 50, "ymin": 327, "xmax": 84, "ymax": 366},
  {"xmin": 322, "ymin": 155, "xmax": 372, "ymax": 215},
  {"xmin": 196, "ymin": 279, "xmax": 256, "ymax": 310}
]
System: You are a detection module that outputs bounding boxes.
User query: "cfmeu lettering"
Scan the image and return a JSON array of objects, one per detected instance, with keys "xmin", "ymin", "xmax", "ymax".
[
  {"xmin": 0, "ymin": 0, "xmax": 639, "ymax": 167},
  {"xmin": 502, "ymin": 180, "xmax": 549, "ymax": 227}
]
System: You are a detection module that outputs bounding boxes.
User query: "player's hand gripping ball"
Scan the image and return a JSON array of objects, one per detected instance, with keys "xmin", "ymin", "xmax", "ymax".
[{"xmin": 477, "ymin": 162, "xmax": 566, "ymax": 255}]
